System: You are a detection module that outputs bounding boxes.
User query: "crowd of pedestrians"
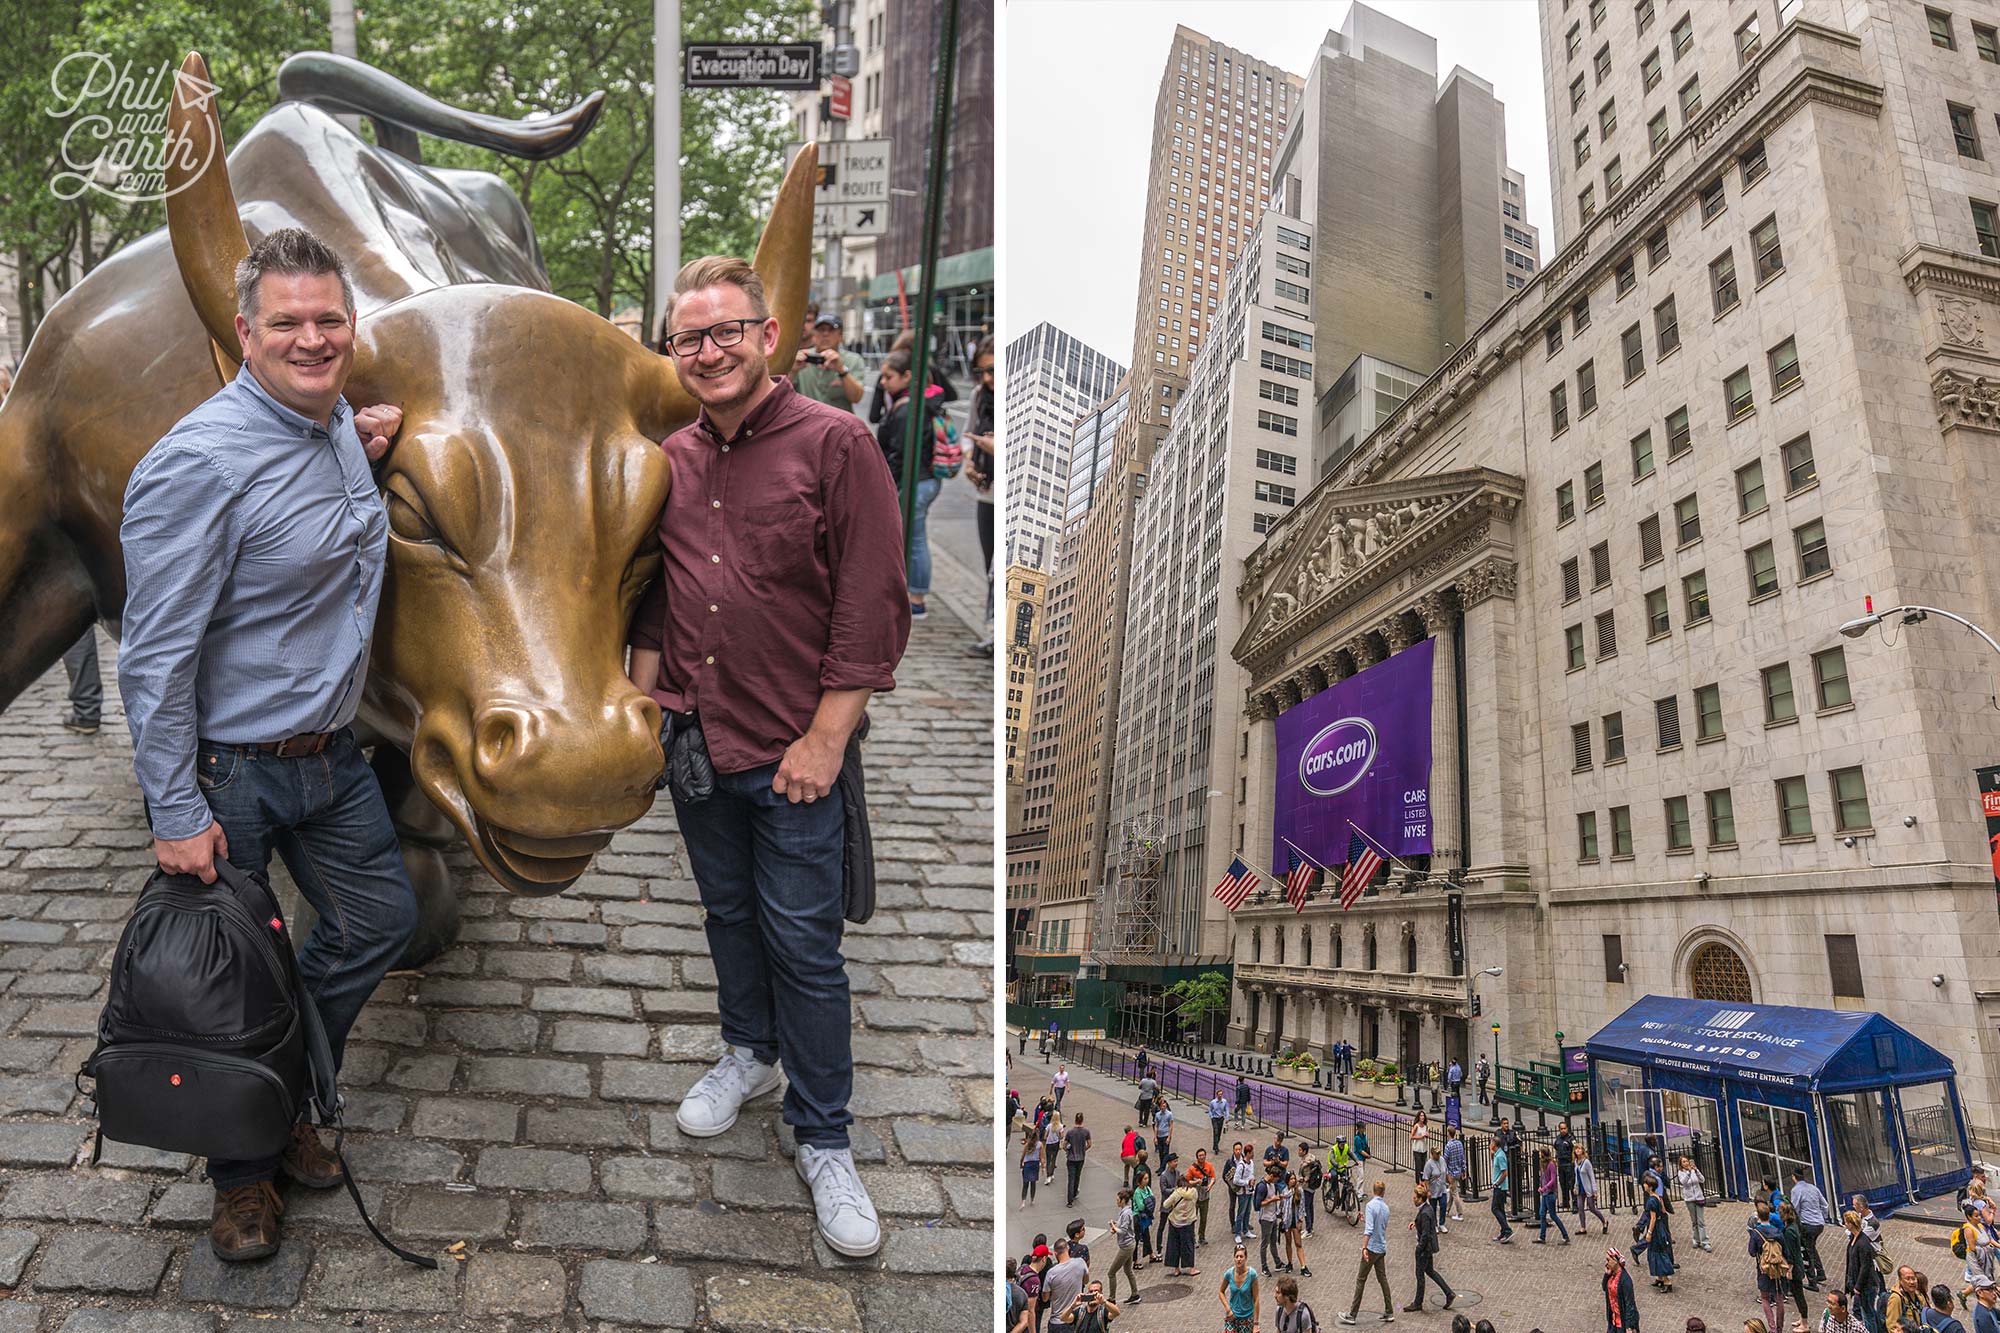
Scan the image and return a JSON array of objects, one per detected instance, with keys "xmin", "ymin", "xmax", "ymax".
[{"xmin": 1006, "ymin": 1033, "xmax": 2000, "ymax": 1333}]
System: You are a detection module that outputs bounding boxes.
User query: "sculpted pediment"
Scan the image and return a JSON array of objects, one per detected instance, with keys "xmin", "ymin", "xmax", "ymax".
[{"xmin": 1234, "ymin": 467, "xmax": 1524, "ymax": 666}]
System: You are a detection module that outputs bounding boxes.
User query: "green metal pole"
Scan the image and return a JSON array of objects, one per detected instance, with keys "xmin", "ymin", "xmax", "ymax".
[{"xmin": 900, "ymin": 0, "xmax": 961, "ymax": 562}]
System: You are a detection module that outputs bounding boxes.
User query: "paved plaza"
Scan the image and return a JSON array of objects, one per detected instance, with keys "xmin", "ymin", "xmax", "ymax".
[
  {"xmin": 1010, "ymin": 1047, "xmax": 1957, "ymax": 1333},
  {"xmin": 0, "ymin": 542, "xmax": 995, "ymax": 1332}
]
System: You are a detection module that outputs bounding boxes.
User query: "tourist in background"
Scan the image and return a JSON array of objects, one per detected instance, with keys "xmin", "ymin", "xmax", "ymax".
[
  {"xmin": 1678, "ymin": 1154, "xmax": 1713, "ymax": 1252},
  {"xmin": 1841, "ymin": 1210, "xmax": 1885, "ymax": 1331},
  {"xmin": 1403, "ymin": 1180, "xmax": 1456, "ymax": 1314},
  {"xmin": 1020, "ymin": 1127, "xmax": 1043, "ymax": 1208},
  {"xmin": 1535, "ymin": 1147, "xmax": 1571, "ymax": 1244},
  {"xmin": 1576, "ymin": 1142, "xmax": 1611, "ymax": 1235},
  {"xmin": 1638, "ymin": 1172, "xmax": 1676, "ymax": 1293},
  {"xmin": 1603, "ymin": 1247, "xmax": 1641, "ymax": 1333}
]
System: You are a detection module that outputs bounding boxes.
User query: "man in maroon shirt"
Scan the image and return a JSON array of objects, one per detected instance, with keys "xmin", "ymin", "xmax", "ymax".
[{"xmin": 628, "ymin": 256, "xmax": 908, "ymax": 1258}]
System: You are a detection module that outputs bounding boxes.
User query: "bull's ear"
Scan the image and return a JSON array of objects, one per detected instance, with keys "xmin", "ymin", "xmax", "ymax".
[
  {"xmin": 164, "ymin": 53, "xmax": 247, "ymax": 382},
  {"xmin": 755, "ymin": 142, "xmax": 817, "ymax": 377}
]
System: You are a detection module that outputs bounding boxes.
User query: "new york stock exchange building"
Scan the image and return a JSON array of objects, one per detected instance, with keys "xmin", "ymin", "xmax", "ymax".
[{"xmin": 1223, "ymin": 13, "xmax": 2000, "ymax": 1151}]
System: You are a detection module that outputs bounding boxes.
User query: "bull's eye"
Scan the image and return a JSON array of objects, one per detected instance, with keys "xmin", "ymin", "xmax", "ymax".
[{"xmin": 385, "ymin": 490, "xmax": 442, "ymax": 545}]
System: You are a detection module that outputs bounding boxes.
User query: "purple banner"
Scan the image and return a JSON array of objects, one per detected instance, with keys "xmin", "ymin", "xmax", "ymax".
[{"xmin": 1274, "ymin": 637, "xmax": 1434, "ymax": 870}]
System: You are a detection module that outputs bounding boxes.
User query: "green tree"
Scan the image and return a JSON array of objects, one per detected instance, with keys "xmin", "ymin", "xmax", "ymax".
[{"xmin": 1164, "ymin": 970, "xmax": 1233, "ymax": 1035}]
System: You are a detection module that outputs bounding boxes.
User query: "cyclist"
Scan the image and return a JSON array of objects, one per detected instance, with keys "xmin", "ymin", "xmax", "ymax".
[{"xmin": 1325, "ymin": 1136, "xmax": 1360, "ymax": 1224}]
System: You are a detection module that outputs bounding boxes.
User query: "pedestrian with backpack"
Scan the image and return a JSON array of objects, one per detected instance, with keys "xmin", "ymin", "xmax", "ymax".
[
  {"xmin": 1925, "ymin": 1283, "xmax": 1970, "ymax": 1333},
  {"xmin": 1886, "ymin": 1266, "xmax": 1927, "ymax": 1332},
  {"xmin": 1752, "ymin": 1204, "xmax": 1793, "ymax": 1333},
  {"xmin": 1302, "ymin": 1149, "xmax": 1324, "ymax": 1236},
  {"xmin": 1275, "ymin": 1273, "xmax": 1322, "ymax": 1332}
]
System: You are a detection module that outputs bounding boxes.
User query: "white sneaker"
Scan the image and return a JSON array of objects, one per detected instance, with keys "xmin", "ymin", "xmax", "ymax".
[
  {"xmin": 674, "ymin": 1045, "xmax": 780, "ymax": 1137},
  {"xmin": 796, "ymin": 1143, "xmax": 883, "ymax": 1257}
]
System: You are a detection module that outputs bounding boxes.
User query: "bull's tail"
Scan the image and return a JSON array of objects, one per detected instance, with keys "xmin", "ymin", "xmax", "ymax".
[{"xmin": 275, "ymin": 52, "xmax": 603, "ymax": 164}]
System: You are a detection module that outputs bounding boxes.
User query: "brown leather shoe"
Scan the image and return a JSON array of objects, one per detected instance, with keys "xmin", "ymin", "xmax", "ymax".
[
  {"xmin": 280, "ymin": 1123, "xmax": 344, "ymax": 1190},
  {"xmin": 210, "ymin": 1181, "xmax": 283, "ymax": 1262}
]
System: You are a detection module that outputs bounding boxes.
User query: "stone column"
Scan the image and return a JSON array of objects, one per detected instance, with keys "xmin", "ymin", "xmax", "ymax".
[
  {"xmin": 1350, "ymin": 634, "xmax": 1386, "ymax": 669},
  {"xmin": 1244, "ymin": 693, "xmax": 1280, "ymax": 880},
  {"xmin": 1380, "ymin": 613, "xmax": 1419, "ymax": 652},
  {"xmin": 1457, "ymin": 559, "xmax": 1524, "ymax": 875},
  {"xmin": 1414, "ymin": 591, "xmax": 1462, "ymax": 871}
]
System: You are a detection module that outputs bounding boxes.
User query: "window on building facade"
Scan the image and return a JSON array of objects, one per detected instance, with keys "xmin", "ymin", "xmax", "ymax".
[
  {"xmin": 1596, "ymin": 609, "xmax": 1618, "ymax": 658},
  {"xmin": 1769, "ymin": 337, "xmax": 1802, "ymax": 394},
  {"xmin": 1611, "ymin": 805, "xmax": 1634, "ymax": 856},
  {"xmin": 1707, "ymin": 789, "xmax": 1737, "ymax": 846},
  {"xmin": 1566, "ymin": 623, "xmax": 1586, "ymax": 671},
  {"xmin": 1975, "ymin": 201, "xmax": 2000, "ymax": 258},
  {"xmin": 1253, "ymin": 512, "xmax": 1278, "ymax": 534},
  {"xmin": 1552, "ymin": 385, "xmax": 1571, "ymax": 436},
  {"xmin": 1562, "ymin": 556, "xmax": 1582, "ymax": 602},
  {"xmin": 1274, "ymin": 278, "xmax": 1311, "ymax": 305},
  {"xmin": 1782, "ymin": 434, "xmax": 1817, "ymax": 491},
  {"xmin": 1726, "ymin": 366, "xmax": 1755, "ymax": 421},
  {"xmin": 1573, "ymin": 721, "xmax": 1593, "ymax": 771},
  {"xmin": 1736, "ymin": 459, "xmax": 1767, "ymax": 515},
  {"xmin": 1672, "ymin": 14, "xmax": 1693, "ymax": 59},
  {"xmin": 1666, "ymin": 405, "xmax": 1692, "ymax": 458},
  {"xmin": 1978, "ymin": 22, "xmax": 2000, "ymax": 61},
  {"xmin": 1831, "ymin": 766, "xmax": 1872, "ymax": 832},
  {"xmin": 1604, "ymin": 933, "xmax": 1625, "ymax": 980},
  {"xmin": 1646, "ymin": 587, "xmax": 1670, "ymax": 637},
  {"xmin": 1595, "ymin": 43, "xmax": 1612, "ymax": 82},
  {"xmin": 1737, "ymin": 14, "xmax": 1761, "ymax": 63},
  {"xmin": 1623, "ymin": 324, "xmax": 1645, "ymax": 381},
  {"xmin": 1255, "ymin": 448, "xmax": 1297, "ymax": 474},
  {"xmin": 1631, "ymin": 429, "xmax": 1656, "ymax": 480},
  {"xmin": 1762, "ymin": 661, "xmax": 1796, "ymax": 723},
  {"xmin": 1675, "ymin": 493, "xmax": 1702, "ymax": 545},
  {"xmin": 1257, "ymin": 409, "xmax": 1299, "ymax": 437},
  {"xmin": 1636, "ymin": 0, "xmax": 1655, "ymax": 32},
  {"xmin": 1777, "ymin": 774, "xmax": 1812, "ymax": 836},
  {"xmin": 1813, "ymin": 645, "xmax": 1852, "ymax": 709},
  {"xmin": 1616, "ymin": 256, "xmax": 1637, "ymax": 297},
  {"xmin": 1574, "ymin": 129, "xmax": 1591, "ymax": 169},
  {"xmin": 1604, "ymin": 711, "xmax": 1626, "ymax": 762},
  {"xmin": 1573, "ymin": 297, "xmax": 1592, "ymax": 334},
  {"xmin": 1590, "ymin": 538, "xmax": 1611, "ymax": 586},
  {"xmin": 1747, "ymin": 541, "xmax": 1779, "ymax": 598},
  {"xmin": 1711, "ymin": 249, "xmax": 1740, "ymax": 315},
  {"xmin": 1650, "ymin": 110, "xmax": 1671, "ymax": 154},
  {"xmin": 1795, "ymin": 517, "xmax": 1830, "ymax": 578},
  {"xmin": 1567, "ymin": 20, "xmax": 1584, "ymax": 58},
  {"xmin": 1930, "ymin": 8, "xmax": 1956, "ymax": 49},
  {"xmin": 1684, "ymin": 569, "xmax": 1710, "ymax": 623},
  {"xmin": 1826, "ymin": 935, "xmax": 1864, "ymax": 998},
  {"xmin": 1648, "ymin": 228, "xmax": 1671, "ymax": 268},
  {"xmin": 1643, "ymin": 48, "xmax": 1664, "ymax": 92},
  {"xmin": 1578, "ymin": 811, "xmax": 1599, "ymax": 860},
  {"xmin": 1665, "ymin": 795, "xmax": 1693, "ymax": 850},
  {"xmin": 1254, "ymin": 480, "xmax": 1297, "ymax": 505},
  {"xmin": 1585, "ymin": 461, "xmax": 1606, "ymax": 507},
  {"xmin": 1682, "ymin": 78, "xmax": 1704, "ymax": 124},
  {"xmin": 1653, "ymin": 295, "xmax": 1681, "ymax": 357},
  {"xmin": 1579, "ymin": 360, "xmax": 1598, "ymax": 414},
  {"xmin": 1546, "ymin": 322, "xmax": 1564, "ymax": 358},
  {"xmin": 1740, "ymin": 139, "xmax": 1769, "ymax": 186},
  {"xmin": 1640, "ymin": 513, "xmax": 1663, "ymax": 563},
  {"xmin": 1580, "ymin": 185, "xmax": 1597, "ymax": 222},
  {"xmin": 1752, "ymin": 215, "xmax": 1785, "ymax": 281},
  {"xmin": 1695, "ymin": 683, "xmax": 1724, "ymax": 740},
  {"xmin": 1601, "ymin": 99, "xmax": 1618, "ymax": 140},
  {"xmin": 1656, "ymin": 694, "xmax": 1682, "ymax": 750}
]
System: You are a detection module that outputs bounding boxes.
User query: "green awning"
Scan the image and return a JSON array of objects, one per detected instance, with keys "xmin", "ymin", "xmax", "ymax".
[
  {"xmin": 1027, "ymin": 954, "xmax": 1080, "ymax": 974},
  {"xmin": 867, "ymin": 246, "xmax": 994, "ymax": 302}
]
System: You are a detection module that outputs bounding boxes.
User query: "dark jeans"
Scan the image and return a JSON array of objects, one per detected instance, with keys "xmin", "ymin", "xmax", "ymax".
[
  {"xmin": 1558, "ymin": 1162, "xmax": 1576, "ymax": 1210},
  {"xmin": 1065, "ymin": 1160, "xmax": 1084, "ymax": 1204},
  {"xmin": 1491, "ymin": 1185, "xmax": 1512, "ymax": 1238},
  {"xmin": 197, "ymin": 729, "xmax": 418, "ymax": 1189},
  {"xmin": 1412, "ymin": 1250, "xmax": 1455, "ymax": 1307},
  {"xmin": 1258, "ymin": 1217, "xmax": 1283, "ymax": 1272},
  {"xmin": 1799, "ymin": 1221, "xmax": 1825, "ymax": 1282},
  {"xmin": 672, "ymin": 761, "xmax": 852, "ymax": 1148},
  {"xmin": 1211, "ymin": 1116, "xmax": 1225, "ymax": 1152},
  {"xmin": 1536, "ymin": 1192, "xmax": 1569, "ymax": 1240},
  {"xmin": 62, "ymin": 631, "xmax": 100, "ymax": 723},
  {"xmin": 1231, "ymin": 1190, "xmax": 1252, "ymax": 1238}
]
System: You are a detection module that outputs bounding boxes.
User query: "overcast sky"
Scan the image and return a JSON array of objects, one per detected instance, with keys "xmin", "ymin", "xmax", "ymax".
[{"xmin": 1003, "ymin": 0, "xmax": 1552, "ymax": 366}]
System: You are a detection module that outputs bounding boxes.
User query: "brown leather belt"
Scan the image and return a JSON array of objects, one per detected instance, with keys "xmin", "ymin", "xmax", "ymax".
[{"xmin": 246, "ymin": 731, "xmax": 337, "ymax": 758}]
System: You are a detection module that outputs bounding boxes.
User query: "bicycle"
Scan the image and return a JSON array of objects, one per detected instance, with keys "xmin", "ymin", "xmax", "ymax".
[{"xmin": 1326, "ymin": 1164, "xmax": 1363, "ymax": 1227}]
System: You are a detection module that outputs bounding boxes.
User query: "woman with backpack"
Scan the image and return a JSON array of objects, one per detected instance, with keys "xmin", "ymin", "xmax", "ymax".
[
  {"xmin": 871, "ymin": 350, "xmax": 948, "ymax": 622},
  {"xmin": 1752, "ymin": 1204, "xmax": 1794, "ymax": 1333},
  {"xmin": 1021, "ymin": 1127, "xmax": 1044, "ymax": 1209},
  {"xmin": 1843, "ymin": 1210, "xmax": 1887, "ymax": 1330},
  {"xmin": 1779, "ymin": 1202, "xmax": 1812, "ymax": 1331},
  {"xmin": 1131, "ymin": 1167, "xmax": 1158, "ymax": 1266}
]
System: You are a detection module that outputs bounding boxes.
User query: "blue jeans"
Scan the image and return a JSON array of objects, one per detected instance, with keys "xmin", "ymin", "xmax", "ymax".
[
  {"xmin": 1232, "ymin": 1190, "xmax": 1253, "ymax": 1237},
  {"xmin": 907, "ymin": 477, "xmax": 941, "ymax": 596},
  {"xmin": 193, "ymin": 728, "xmax": 419, "ymax": 1188},
  {"xmin": 1536, "ymin": 1191, "xmax": 1569, "ymax": 1240},
  {"xmin": 671, "ymin": 761, "xmax": 852, "ymax": 1147}
]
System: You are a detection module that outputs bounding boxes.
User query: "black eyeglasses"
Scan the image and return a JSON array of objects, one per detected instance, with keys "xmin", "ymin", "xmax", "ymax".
[{"xmin": 662, "ymin": 317, "xmax": 766, "ymax": 358}]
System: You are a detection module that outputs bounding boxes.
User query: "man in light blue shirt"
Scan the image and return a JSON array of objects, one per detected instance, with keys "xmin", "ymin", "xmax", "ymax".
[
  {"xmin": 1338, "ymin": 1179, "xmax": 1394, "ymax": 1324},
  {"xmin": 1790, "ymin": 1165, "xmax": 1829, "ymax": 1287},
  {"xmin": 119, "ymin": 228, "xmax": 414, "ymax": 1264}
]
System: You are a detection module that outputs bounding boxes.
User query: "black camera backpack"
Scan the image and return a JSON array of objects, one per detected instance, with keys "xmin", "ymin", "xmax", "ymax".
[{"xmin": 82, "ymin": 858, "xmax": 432, "ymax": 1267}]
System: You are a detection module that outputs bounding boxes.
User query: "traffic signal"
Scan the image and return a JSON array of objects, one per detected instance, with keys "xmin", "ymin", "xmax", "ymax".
[{"xmin": 1471, "ymin": 993, "xmax": 1481, "ymax": 1016}]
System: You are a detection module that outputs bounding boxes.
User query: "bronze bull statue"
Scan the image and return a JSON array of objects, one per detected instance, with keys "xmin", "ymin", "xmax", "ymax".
[{"xmin": 0, "ymin": 52, "xmax": 816, "ymax": 961}]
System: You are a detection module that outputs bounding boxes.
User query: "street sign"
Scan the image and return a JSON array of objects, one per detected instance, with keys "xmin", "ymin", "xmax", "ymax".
[
  {"xmin": 830, "ymin": 44, "xmax": 861, "ymax": 78},
  {"xmin": 813, "ymin": 203, "xmax": 887, "ymax": 238},
  {"xmin": 684, "ymin": 43, "xmax": 821, "ymax": 90},
  {"xmin": 785, "ymin": 137, "xmax": 892, "ymax": 206},
  {"xmin": 828, "ymin": 75, "xmax": 852, "ymax": 121}
]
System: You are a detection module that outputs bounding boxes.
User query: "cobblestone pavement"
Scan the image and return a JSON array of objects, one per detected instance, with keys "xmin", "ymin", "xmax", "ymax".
[
  {"xmin": 0, "ymin": 551, "xmax": 994, "ymax": 1332},
  {"xmin": 1013, "ymin": 1054, "xmax": 1953, "ymax": 1333}
]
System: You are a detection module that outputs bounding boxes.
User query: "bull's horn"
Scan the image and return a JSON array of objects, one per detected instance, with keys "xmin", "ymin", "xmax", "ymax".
[
  {"xmin": 755, "ymin": 142, "xmax": 818, "ymax": 378},
  {"xmin": 165, "ymin": 53, "xmax": 246, "ymax": 380}
]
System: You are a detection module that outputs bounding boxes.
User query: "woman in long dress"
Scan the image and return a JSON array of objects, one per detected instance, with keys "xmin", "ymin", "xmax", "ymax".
[{"xmin": 1638, "ymin": 1174, "xmax": 1676, "ymax": 1292}]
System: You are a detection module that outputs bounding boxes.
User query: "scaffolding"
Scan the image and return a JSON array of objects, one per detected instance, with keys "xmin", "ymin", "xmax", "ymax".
[{"xmin": 1098, "ymin": 813, "xmax": 1167, "ymax": 961}]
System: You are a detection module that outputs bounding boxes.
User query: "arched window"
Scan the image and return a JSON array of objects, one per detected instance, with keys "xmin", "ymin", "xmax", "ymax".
[
  {"xmin": 1364, "ymin": 926, "xmax": 1378, "ymax": 971},
  {"xmin": 1403, "ymin": 924, "xmax": 1418, "ymax": 974},
  {"xmin": 1252, "ymin": 928, "xmax": 1261, "ymax": 963},
  {"xmin": 1332, "ymin": 926, "xmax": 1343, "ymax": 969},
  {"xmin": 1302, "ymin": 925, "xmax": 1313, "ymax": 967},
  {"xmin": 1689, "ymin": 942, "xmax": 1753, "ymax": 1002},
  {"xmin": 1275, "ymin": 929, "xmax": 1286, "ymax": 965}
]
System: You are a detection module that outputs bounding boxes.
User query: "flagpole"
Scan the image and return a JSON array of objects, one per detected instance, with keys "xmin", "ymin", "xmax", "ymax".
[{"xmin": 1346, "ymin": 819, "xmax": 1418, "ymax": 877}]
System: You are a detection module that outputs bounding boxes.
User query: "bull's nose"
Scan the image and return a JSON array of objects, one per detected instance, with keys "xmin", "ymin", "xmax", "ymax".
[
  {"xmin": 470, "ymin": 695, "xmax": 665, "ymax": 798},
  {"xmin": 471, "ymin": 703, "xmax": 544, "ymax": 786}
]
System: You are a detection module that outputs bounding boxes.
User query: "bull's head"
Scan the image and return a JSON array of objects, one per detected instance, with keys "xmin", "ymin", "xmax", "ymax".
[{"xmin": 162, "ymin": 54, "xmax": 816, "ymax": 894}]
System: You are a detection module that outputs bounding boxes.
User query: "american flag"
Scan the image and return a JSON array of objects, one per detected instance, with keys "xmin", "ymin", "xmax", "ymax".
[
  {"xmin": 1338, "ymin": 830, "xmax": 1384, "ymax": 910},
  {"xmin": 1283, "ymin": 844, "xmax": 1320, "ymax": 913},
  {"xmin": 1213, "ymin": 857, "xmax": 1260, "ymax": 910}
]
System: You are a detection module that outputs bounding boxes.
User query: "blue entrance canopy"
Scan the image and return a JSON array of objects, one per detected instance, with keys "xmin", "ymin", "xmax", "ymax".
[{"xmin": 1585, "ymin": 995, "xmax": 1955, "ymax": 1093}]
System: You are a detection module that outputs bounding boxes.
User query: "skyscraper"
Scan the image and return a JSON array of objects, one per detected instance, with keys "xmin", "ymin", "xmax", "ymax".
[{"xmin": 1003, "ymin": 323, "xmax": 1125, "ymax": 572}]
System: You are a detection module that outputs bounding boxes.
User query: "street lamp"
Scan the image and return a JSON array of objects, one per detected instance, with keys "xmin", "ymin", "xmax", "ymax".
[
  {"xmin": 1839, "ymin": 600, "xmax": 2000, "ymax": 657},
  {"xmin": 1472, "ymin": 966, "xmax": 1503, "ymax": 1126}
]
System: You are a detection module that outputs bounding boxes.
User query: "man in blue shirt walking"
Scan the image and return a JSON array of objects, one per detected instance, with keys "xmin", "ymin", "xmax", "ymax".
[
  {"xmin": 1338, "ymin": 1179, "xmax": 1394, "ymax": 1324},
  {"xmin": 1790, "ymin": 1165, "xmax": 1830, "ymax": 1287},
  {"xmin": 119, "ymin": 229, "xmax": 415, "ymax": 1263}
]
